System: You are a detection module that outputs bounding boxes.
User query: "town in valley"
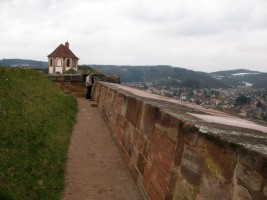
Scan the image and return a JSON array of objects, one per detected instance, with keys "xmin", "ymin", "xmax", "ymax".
[{"xmin": 123, "ymin": 81, "xmax": 267, "ymax": 121}]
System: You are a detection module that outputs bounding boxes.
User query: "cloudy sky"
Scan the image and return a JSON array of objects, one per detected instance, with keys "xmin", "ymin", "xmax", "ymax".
[{"xmin": 0, "ymin": 0, "xmax": 267, "ymax": 72}]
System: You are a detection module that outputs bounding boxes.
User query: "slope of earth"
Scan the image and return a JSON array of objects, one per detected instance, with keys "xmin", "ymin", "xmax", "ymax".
[{"xmin": 0, "ymin": 66, "xmax": 77, "ymax": 200}]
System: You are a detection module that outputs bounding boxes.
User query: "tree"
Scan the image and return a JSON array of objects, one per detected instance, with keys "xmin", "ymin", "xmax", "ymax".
[
  {"xmin": 182, "ymin": 79, "xmax": 200, "ymax": 88},
  {"xmin": 256, "ymin": 101, "xmax": 262, "ymax": 108},
  {"xmin": 235, "ymin": 95, "xmax": 250, "ymax": 106}
]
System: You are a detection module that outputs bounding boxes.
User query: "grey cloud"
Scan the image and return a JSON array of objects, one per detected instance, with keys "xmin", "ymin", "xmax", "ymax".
[
  {"xmin": 124, "ymin": 0, "xmax": 267, "ymax": 37},
  {"xmin": 0, "ymin": 0, "xmax": 266, "ymax": 72}
]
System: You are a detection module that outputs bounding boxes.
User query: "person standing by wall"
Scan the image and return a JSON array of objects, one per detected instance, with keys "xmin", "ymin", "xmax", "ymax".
[{"xmin": 85, "ymin": 73, "xmax": 94, "ymax": 99}]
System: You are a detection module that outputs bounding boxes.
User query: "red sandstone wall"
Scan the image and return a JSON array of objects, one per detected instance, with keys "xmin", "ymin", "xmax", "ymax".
[
  {"xmin": 54, "ymin": 82, "xmax": 85, "ymax": 97},
  {"xmin": 93, "ymin": 82, "xmax": 267, "ymax": 200}
]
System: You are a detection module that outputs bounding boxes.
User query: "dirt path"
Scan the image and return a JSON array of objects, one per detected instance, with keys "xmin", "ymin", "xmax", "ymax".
[{"xmin": 61, "ymin": 98, "xmax": 143, "ymax": 200}]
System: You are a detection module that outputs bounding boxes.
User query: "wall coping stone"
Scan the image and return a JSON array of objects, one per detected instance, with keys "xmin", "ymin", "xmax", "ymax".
[{"xmin": 96, "ymin": 81, "xmax": 267, "ymax": 158}]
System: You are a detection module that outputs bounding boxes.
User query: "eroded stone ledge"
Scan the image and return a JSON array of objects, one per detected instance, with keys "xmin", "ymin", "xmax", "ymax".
[{"xmin": 93, "ymin": 81, "xmax": 267, "ymax": 200}]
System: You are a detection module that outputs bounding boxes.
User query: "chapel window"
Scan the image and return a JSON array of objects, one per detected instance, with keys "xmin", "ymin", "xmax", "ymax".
[
  {"xmin": 57, "ymin": 59, "xmax": 62, "ymax": 67},
  {"xmin": 67, "ymin": 58, "xmax": 70, "ymax": 67},
  {"xmin": 50, "ymin": 58, "xmax": 53, "ymax": 66}
]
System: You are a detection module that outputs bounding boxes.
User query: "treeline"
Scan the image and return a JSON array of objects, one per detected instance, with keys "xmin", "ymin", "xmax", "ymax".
[{"xmin": 91, "ymin": 65, "xmax": 227, "ymax": 88}]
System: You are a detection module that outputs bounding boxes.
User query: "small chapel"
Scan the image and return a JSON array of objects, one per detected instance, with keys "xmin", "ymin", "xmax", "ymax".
[{"xmin": 47, "ymin": 41, "xmax": 79, "ymax": 74}]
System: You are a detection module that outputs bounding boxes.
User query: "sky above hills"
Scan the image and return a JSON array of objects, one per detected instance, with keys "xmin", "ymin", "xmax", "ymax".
[{"xmin": 0, "ymin": 0, "xmax": 267, "ymax": 72}]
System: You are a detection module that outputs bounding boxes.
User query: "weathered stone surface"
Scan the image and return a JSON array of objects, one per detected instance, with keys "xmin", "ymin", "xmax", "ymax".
[
  {"xmin": 139, "ymin": 103, "xmax": 159, "ymax": 139},
  {"xmin": 129, "ymin": 164, "xmax": 140, "ymax": 181},
  {"xmin": 137, "ymin": 153, "xmax": 146, "ymax": 175},
  {"xmin": 114, "ymin": 93, "xmax": 125, "ymax": 116},
  {"xmin": 263, "ymin": 184, "xmax": 267, "ymax": 197},
  {"xmin": 173, "ymin": 121, "xmax": 199, "ymax": 168},
  {"xmin": 197, "ymin": 136, "xmax": 236, "ymax": 181},
  {"xmin": 147, "ymin": 142, "xmax": 159, "ymax": 162},
  {"xmin": 93, "ymin": 82, "xmax": 267, "ymax": 200},
  {"xmin": 239, "ymin": 151, "xmax": 256, "ymax": 170},
  {"xmin": 155, "ymin": 111, "xmax": 180, "ymax": 142},
  {"xmin": 115, "ymin": 124, "xmax": 124, "ymax": 144},
  {"xmin": 180, "ymin": 145, "xmax": 203, "ymax": 185},
  {"xmin": 174, "ymin": 178, "xmax": 197, "ymax": 200},
  {"xmin": 234, "ymin": 185, "xmax": 252, "ymax": 200},
  {"xmin": 121, "ymin": 130, "xmax": 130, "ymax": 151},
  {"xmin": 132, "ymin": 130, "xmax": 145, "ymax": 152},
  {"xmin": 125, "ymin": 97, "xmax": 143, "ymax": 127},
  {"xmin": 130, "ymin": 144, "xmax": 140, "ymax": 165},
  {"xmin": 121, "ymin": 119, "xmax": 130, "ymax": 133},
  {"xmin": 142, "ymin": 140, "xmax": 149, "ymax": 160},
  {"xmin": 122, "ymin": 150, "xmax": 131, "ymax": 166},
  {"xmin": 195, "ymin": 193, "xmax": 206, "ymax": 200},
  {"xmin": 199, "ymin": 174, "xmax": 233, "ymax": 200},
  {"xmin": 149, "ymin": 164, "xmax": 169, "ymax": 199},
  {"xmin": 148, "ymin": 183, "xmax": 164, "ymax": 200},
  {"xmin": 120, "ymin": 95, "xmax": 128, "ymax": 117},
  {"xmin": 152, "ymin": 127, "xmax": 162, "ymax": 145},
  {"xmin": 173, "ymin": 136, "xmax": 185, "ymax": 167},
  {"xmin": 165, "ymin": 168, "xmax": 178, "ymax": 200},
  {"xmin": 54, "ymin": 81, "xmax": 85, "ymax": 97},
  {"xmin": 153, "ymin": 146, "xmax": 174, "ymax": 178},
  {"xmin": 151, "ymin": 127, "xmax": 176, "ymax": 177},
  {"xmin": 116, "ymin": 113, "xmax": 125, "ymax": 127},
  {"xmin": 153, "ymin": 128, "xmax": 176, "ymax": 159},
  {"xmin": 262, "ymin": 159, "xmax": 267, "ymax": 178},
  {"xmin": 142, "ymin": 160, "xmax": 152, "ymax": 191},
  {"xmin": 155, "ymin": 123, "xmax": 178, "ymax": 142},
  {"xmin": 249, "ymin": 171, "xmax": 263, "ymax": 192},
  {"xmin": 182, "ymin": 121, "xmax": 199, "ymax": 146},
  {"xmin": 236, "ymin": 163, "xmax": 263, "ymax": 192}
]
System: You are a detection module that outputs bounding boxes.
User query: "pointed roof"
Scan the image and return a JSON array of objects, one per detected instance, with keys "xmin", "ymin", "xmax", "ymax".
[{"xmin": 47, "ymin": 43, "xmax": 79, "ymax": 59}]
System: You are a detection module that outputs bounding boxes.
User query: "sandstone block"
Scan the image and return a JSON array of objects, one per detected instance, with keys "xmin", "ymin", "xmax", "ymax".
[
  {"xmin": 174, "ymin": 178, "xmax": 197, "ymax": 200},
  {"xmin": 182, "ymin": 121, "xmax": 199, "ymax": 146},
  {"xmin": 125, "ymin": 97, "xmax": 143, "ymax": 127},
  {"xmin": 137, "ymin": 153, "xmax": 146, "ymax": 175},
  {"xmin": 239, "ymin": 151, "xmax": 255, "ymax": 170},
  {"xmin": 180, "ymin": 145, "xmax": 203, "ymax": 186},
  {"xmin": 195, "ymin": 193, "xmax": 206, "ymax": 200},
  {"xmin": 263, "ymin": 184, "xmax": 267, "ymax": 197},
  {"xmin": 199, "ymin": 174, "xmax": 233, "ymax": 200},
  {"xmin": 143, "ymin": 161, "xmax": 152, "ymax": 191},
  {"xmin": 155, "ymin": 111, "xmax": 180, "ymax": 142},
  {"xmin": 140, "ymin": 103, "xmax": 159, "ymax": 139},
  {"xmin": 233, "ymin": 185, "xmax": 252, "ymax": 200},
  {"xmin": 236, "ymin": 163, "xmax": 263, "ymax": 192},
  {"xmin": 133, "ymin": 130, "xmax": 145, "ymax": 151},
  {"xmin": 148, "ymin": 183, "xmax": 164, "ymax": 200},
  {"xmin": 148, "ymin": 164, "xmax": 169, "ymax": 199}
]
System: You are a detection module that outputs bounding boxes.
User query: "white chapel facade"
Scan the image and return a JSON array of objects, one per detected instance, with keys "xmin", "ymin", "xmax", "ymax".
[{"xmin": 47, "ymin": 41, "xmax": 79, "ymax": 74}]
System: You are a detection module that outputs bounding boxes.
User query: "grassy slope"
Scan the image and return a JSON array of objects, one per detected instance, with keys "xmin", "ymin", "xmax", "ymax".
[{"xmin": 0, "ymin": 67, "xmax": 77, "ymax": 200}]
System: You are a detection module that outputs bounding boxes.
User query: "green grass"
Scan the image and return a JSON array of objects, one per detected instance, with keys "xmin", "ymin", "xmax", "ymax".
[{"xmin": 0, "ymin": 67, "xmax": 77, "ymax": 200}]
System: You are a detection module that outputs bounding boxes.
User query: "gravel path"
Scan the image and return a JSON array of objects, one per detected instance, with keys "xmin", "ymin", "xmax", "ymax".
[{"xmin": 61, "ymin": 98, "xmax": 143, "ymax": 200}]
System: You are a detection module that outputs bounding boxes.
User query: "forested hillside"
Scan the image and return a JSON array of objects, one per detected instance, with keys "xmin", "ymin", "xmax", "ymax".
[
  {"xmin": 2, "ymin": 59, "xmax": 266, "ymax": 89},
  {"xmin": 0, "ymin": 59, "xmax": 47, "ymax": 69},
  {"xmin": 211, "ymin": 69, "xmax": 267, "ymax": 89},
  {"xmin": 92, "ymin": 65, "xmax": 227, "ymax": 88}
]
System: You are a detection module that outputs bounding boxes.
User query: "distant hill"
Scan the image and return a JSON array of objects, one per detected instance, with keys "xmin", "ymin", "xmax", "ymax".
[
  {"xmin": 2, "ymin": 59, "xmax": 265, "ymax": 89},
  {"xmin": 210, "ymin": 69, "xmax": 267, "ymax": 89},
  {"xmin": 91, "ymin": 65, "xmax": 227, "ymax": 88},
  {"xmin": 0, "ymin": 58, "xmax": 48, "ymax": 69}
]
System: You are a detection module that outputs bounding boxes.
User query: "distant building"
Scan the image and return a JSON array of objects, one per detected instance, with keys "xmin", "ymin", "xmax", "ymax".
[{"xmin": 47, "ymin": 41, "xmax": 79, "ymax": 74}]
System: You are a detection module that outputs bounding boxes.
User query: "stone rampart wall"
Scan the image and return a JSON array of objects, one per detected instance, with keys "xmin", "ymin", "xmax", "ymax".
[
  {"xmin": 93, "ymin": 82, "xmax": 267, "ymax": 200},
  {"xmin": 54, "ymin": 81, "xmax": 85, "ymax": 97}
]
